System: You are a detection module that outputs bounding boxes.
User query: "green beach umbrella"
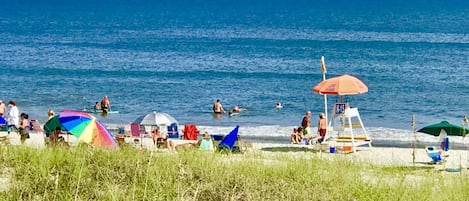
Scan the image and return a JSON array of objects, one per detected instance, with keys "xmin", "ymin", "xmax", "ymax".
[
  {"xmin": 43, "ymin": 115, "xmax": 67, "ymax": 136},
  {"xmin": 417, "ymin": 121, "xmax": 469, "ymax": 136}
]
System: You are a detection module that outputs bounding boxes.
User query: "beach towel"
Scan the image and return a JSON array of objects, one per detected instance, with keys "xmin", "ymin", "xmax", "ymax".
[{"xmin": 183, "ymin": 124, "xmax": 198, "ymax": 140}]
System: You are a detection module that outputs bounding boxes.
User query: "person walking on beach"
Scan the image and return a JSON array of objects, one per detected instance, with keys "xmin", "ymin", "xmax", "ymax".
[
  {"xmin": 212, "ymin": 99, "xmax": 225, "ymax": 114},
  {"xmin": 7, "ymin": 100, "xmax": 19, "ymax": 134},
  {"xmin": 0, "ymin": 100, "xmax": 6, "ymax": 118},
  {"xmin": 18, "ymin": 113, "xmax": 30, "ymax": 144},
  {"xmin": 318, "ymin": 113, "xmax": 327, "ymax": 142}
]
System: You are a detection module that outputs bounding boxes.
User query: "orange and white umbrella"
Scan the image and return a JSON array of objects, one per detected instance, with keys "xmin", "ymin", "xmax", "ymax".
[{"xmin": 312, "ymin": 74, "xmax": 368, "ymax": 95}]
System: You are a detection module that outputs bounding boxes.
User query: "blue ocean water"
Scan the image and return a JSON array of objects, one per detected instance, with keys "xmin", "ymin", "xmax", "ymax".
[{"xmin": 0, "ymin": 0, "xmax": 468, "ymax": 146}]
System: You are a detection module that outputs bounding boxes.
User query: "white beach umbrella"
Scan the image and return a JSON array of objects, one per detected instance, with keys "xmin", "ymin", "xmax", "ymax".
[{"xmin": 133, "ymin": 111, "xmax": 178, "ymax": 126}]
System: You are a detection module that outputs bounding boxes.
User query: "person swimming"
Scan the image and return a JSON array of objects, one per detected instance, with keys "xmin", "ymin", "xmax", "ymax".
[
  {"xmin": 233, "ymin": 105, "xmax": 240, "ymax": 112},
  {"xmin": 276, "ymin": 102, "xmax": 283, "ymax": 109}
]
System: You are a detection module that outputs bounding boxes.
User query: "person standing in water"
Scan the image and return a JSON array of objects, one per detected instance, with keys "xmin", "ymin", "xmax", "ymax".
[
  {"xmin": 212, "ymin": 99, "xmax": 225, "ymax": 114},
  {"xmin": 100, "ymin": 96, "xmax": 111, "ymax": 111}
]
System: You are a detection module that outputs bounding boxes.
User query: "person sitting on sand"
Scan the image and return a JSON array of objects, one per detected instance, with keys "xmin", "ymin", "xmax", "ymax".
[
  {"xmin": 197, "ymin": 132, "xmax": 214, "ymax": 151},
  {"xmin": 297, "ymin": 127, "xmax": 313, "ymax": 145},
  {"xmin": 57, "ymin": 136, "xmax": 70, "ymax": 148},
  {"xmin": 151, "ymin": 128, "xmax": 174, "ymax": 151},
  {"xmin": 290, "ymin": 127, "xmax": 302, "ymax": 144},
  {"xmin": 49, "ymin": 126, "xmax": 62, "ymax": 146}
]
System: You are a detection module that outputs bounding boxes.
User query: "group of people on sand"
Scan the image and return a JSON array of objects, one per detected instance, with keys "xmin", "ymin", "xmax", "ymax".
[
  {"xmin": 93, "ymin": 96, "xmax": 111, "ymax": 111},
  {"xmin": 0, "ymin": 100, "xmax": 30, "ymax": 144},
  {"xmin": 290, "ymin": 111, "xmax": 327, "ymax": 145}
]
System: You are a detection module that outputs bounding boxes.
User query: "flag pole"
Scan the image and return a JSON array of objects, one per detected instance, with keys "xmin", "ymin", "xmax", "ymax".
[{"xmin": 320, "ymin": 56, "xmax": 328, "ymax": 124}]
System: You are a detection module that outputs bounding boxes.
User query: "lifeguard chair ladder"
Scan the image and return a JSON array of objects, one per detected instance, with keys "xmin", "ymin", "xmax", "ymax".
[{"xmin": 329, "ymin": 102, "xmax": 372, "ymax": 153}]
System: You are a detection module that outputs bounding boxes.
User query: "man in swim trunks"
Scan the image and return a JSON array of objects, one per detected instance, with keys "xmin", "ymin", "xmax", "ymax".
[
  {"xmin": 318, "ymin": 113, "xmax": 327, "ymax": 140},
  {"xmin": 100, "ymin": 96, "xmax": 111, "ymax": 111},
  {"xmin": 301, "ymin": 111, "xmax": 311, "ymax": 135},
  {"xmin": 212, "ymin": 99, "xmax": 225, "ymax": 114}
]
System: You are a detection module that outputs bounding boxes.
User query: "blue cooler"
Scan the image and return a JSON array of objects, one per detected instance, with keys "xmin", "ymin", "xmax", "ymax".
[{"xmin": 330, "ymin": 146, "xmax": 335, "ymax": 153}]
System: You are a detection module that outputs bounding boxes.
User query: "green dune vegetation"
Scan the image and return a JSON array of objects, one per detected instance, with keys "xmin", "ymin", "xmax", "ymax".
[{"xmin": 0, "ymin": 145, "xmax": 468, "ymax": 201}]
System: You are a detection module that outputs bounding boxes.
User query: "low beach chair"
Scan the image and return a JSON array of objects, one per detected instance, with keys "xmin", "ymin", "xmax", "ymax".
[
  {"xmin": 167, "ymin": 123, "xmax": 179, "ymax": 139},
  {"xmin": 29, "ymin": 119, "xmax": 43, "ymax": 133},
  {"xmin": 130, "ymin": 123, "xmax": 145, "ymax": 147},
  {"xmin": 425, "ymin": 146, "xmax": 442, "ymax": 164},
  {"xmin": 0, "ymin": 117, "xmax": 6, "ymax": 131},
  {"xmin": 217, "ymin": 126, "xmax": 240, "ymax": 153}
]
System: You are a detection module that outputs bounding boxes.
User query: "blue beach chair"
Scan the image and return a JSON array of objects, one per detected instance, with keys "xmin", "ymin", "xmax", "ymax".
[
  {"xmin": 0, "ymin": 117, "xmax": 6, "ymax": 131},
  {"xmin": 167, "ymin": 123, "xmax": 179, "ymax": 139},
  {"xmin": 217, "ymin": 126, "xmax": 240, "ymax": 153},
  {"xmin": 425, "ymin": 146, "xmax": 442, "ymax": 163}
]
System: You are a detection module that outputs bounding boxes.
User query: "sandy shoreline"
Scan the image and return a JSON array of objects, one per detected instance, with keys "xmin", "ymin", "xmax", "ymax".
[{"xmin": 1, "ymin": 131, "xmax": 467, "ymax": 171}]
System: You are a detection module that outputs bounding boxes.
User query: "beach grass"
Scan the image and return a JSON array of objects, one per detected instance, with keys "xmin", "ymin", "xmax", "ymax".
[{"xmin": 0, "ymin": 145, "xmax": 468, "ymax": 200}]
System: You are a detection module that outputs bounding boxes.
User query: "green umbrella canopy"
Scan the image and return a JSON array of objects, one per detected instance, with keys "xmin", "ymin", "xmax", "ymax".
[
  {"xmin": 43, "ymin": 115, "xmax": 67, "ymax": 134},
  {"xmin": 417, "ymin": 121, "xmax": 469, "ymax": 136}
]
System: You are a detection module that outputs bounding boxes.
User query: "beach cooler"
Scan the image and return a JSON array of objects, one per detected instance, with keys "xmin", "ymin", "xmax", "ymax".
[{"xmin": 211, "ymin": 134, "xmax": 224, "ymax": 141}]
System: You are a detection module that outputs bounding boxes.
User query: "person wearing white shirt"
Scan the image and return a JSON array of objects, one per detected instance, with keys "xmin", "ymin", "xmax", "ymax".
[{"xmin": 7, "ymin": 100, "xmax": 19, "ymax": 134}]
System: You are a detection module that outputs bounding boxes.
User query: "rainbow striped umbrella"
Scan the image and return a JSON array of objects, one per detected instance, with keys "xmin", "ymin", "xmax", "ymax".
[{"xmin": 59, "ymin": 110, "xmax": 117, "ymax": 148}]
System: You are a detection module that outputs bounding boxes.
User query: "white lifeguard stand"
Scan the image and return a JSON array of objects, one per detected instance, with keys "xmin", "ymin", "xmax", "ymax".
[{"xmin": 328, "ymin": 102, "xmax": 372, "ymax": 153}]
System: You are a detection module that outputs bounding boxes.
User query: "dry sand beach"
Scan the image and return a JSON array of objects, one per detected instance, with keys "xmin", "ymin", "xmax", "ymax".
[{"xmin": 3, "ymin": 129, "xmax": 468, "ymax": 172}]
